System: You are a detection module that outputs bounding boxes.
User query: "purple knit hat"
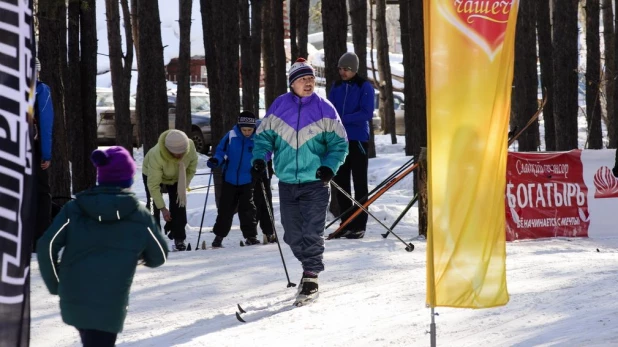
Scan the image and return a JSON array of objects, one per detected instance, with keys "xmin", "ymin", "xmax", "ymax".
[{"xmin": 90, "ymin": 146, "xmax": 136, "ymax": 188}]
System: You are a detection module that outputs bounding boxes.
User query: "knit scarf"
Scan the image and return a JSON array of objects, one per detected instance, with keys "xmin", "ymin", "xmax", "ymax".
[{"xmin": 177, "ymin": 160, "xmax": 187, "ymax": 207}]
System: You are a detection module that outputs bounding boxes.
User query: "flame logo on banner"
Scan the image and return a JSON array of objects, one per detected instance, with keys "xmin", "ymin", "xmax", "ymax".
[
  {"xmin": 438, "ymin": 0, "xmax": 515, "ymax": 60},
  {"xmin": 593, "ymin": 166, "xmax": 618, "ymax": 199}
]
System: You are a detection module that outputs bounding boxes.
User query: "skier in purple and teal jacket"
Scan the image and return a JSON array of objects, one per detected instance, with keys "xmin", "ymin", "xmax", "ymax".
[{"xmin": 252, "ymin": 58, "xmax": 348, "ymax": 306}]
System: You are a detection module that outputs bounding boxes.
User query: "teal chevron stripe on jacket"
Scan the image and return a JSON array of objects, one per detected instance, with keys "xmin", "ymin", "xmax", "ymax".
[{"xmin": 253, "ymin": 92, "xmax": 348, "ymax": 184}]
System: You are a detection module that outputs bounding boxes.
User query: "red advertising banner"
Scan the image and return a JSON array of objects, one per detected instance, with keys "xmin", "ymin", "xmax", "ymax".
[{"xmin": 506, "ymin": 150, "xmax": 590, "ymax": 241}]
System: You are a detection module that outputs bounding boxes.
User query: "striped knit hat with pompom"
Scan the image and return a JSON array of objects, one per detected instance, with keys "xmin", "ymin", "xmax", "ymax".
[{"xmin": 288, "ymin": 57, "xmax": 315, "ymax": 86}]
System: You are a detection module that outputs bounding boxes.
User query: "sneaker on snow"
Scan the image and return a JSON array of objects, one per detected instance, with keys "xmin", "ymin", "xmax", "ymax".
[
  {"xmin": 245, "ymin": 237, "xmax": 261, "ymax": 245},
  {"xmin": 346, "ymin": 230, "xmax": 365, "ymax": 239},
  {"xmin": 175, "ymin": 240, "xmax": 187, "ymax": 251},
  {"xmin": 212, "ymin": 235, "xmax": 224, "ymax": 248},
  {"xmin": 294, "ymin": 274, "xmax": 318, "ymax": 306}
]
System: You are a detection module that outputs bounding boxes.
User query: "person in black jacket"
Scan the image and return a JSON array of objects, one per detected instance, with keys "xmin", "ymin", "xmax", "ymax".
[{"xmin": 328, "ymin": 52, "xmax": 375, "ymax": 239}]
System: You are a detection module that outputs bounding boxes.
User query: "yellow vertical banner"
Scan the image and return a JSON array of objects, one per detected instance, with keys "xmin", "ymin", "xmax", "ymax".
[{"xmin": 425, "ymin": 0, "xmax": 519, "ymax": 308}]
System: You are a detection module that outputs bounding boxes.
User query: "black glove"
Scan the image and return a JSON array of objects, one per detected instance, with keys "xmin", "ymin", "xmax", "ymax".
[
  {"xmin": 613, "ymin": 166, "xmax": 618, "ymax": 178},
  {"xmin": 316, "ymin": 166, "xmax": 334, "ymax": 183},
  {"xmin": 207, "ymin": 158, "xmax": 218, "ymax": 169},
  {"xmin": 252, "ymin": 159, "xmax": 266, "ymax": 180}
]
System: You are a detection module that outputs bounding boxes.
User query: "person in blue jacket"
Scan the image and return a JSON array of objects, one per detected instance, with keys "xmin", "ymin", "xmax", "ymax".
[
  {"xmin": 37, "ymin": 146, "xmax": 168, "ymax": 347},
  {"xmin": 34, "ymin": 57, "xmax": 55, "ymax": 249},
  {"xmin": 207, "ymin": 111, "xmax": 269, "ymax": 247},
  {"xmin": 328, "ymin": 52, "xmax": 375, "ymax": 239}
]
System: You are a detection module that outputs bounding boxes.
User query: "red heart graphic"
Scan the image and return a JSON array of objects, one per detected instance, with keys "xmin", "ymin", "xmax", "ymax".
[{"xmin": 442, "ymin": 0, "xmax": 514, "ymax": 58}]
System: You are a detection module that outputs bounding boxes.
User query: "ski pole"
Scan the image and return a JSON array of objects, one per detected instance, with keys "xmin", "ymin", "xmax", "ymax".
[
  {"xmin": 327, "ymin": 162, "xmax": 419, "ymax": 240},
  {"xmin": 382, "ymin": 193, "xmax": 418, "ymax": 239},
  {"xmin": 195, "ymin": 171, "xmax": 213, "ymax": 250},
  {"xmin": 187, "ymin": 184, "xmax": 215, "ymax": 192},
  {"xmin": 325, "ymin": 157, "xmax": 416, "ymax": 230},
  {"xmin": 260, "ymin": 180, "xmax": 297, "ymax": 288},
  {"xmin": 330, "ymin": 181, "xmax": 414, "ymax": 252}
]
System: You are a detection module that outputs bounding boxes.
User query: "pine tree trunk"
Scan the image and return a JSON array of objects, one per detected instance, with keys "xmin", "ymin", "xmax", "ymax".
[
  {"xmin": 602, "ymin": 0, "xmax": 615, "ymax": 147},
  {"xmin": 401, "ymin": 0, "xmax": 426, "ymax": 159},
  {"xmin": 290, "ymin": 0, "xmax": 298, "ymax": 60},
  {"xmin": 272, "ymin": 0, "xmax": 288, "ymax": 96},
  {"xmin": 240, "ymin": 0, "xmax": 257, "ymax": 113},
  {"xmin": 321, "ymin": 0, "xmax": 347, "ymax": 95},
  {"xmin": 121, "ymin": 0, "xmax": 135, "ymax": 145},
  {"xmin": 614, "ymin": 0, "xmax": 618, "ymax": 148},
  {"xmin": 376, "ymin": 0, "xmax": 396, "ymax": 145},
  {"xmin": 250, "ymin": 0, "xmax": 263, "ymax": 112},
  {"xmin": 297, "ymin": 0, "xmax": 310, "ymax": 59},
  {"xmin": 67, "ymin": 0, "xmax": 84, "ymax": 191},
  {"xmin": 349, "ymin": 0, "xmax": 367, "ymax": 78},
  {"xmin": 262, "ymin": 0, "xmax": 277, "ymax": 108},
  {"xmin": 201, "ymin": 0, "xmax": 240, "ymax": 205},
  {"xmin": 137, "ymin": 0, "xmax": 169, "ymax": 154},
  {"xmin": 553, "ymin": 0, "xmax": 580, "ymax": 150},
  {"xmin": 586, "ymin": 0, "xmax": 603, "ymax": 149},
  {"xmin": 77, "ymin": 0, "xmax": 98, "ymax": 192},
  {"xmin": 106, "ymin": 0, "xmax": 133, "ymax": 153},
  {"xmin": 537, "ymin": 0, "xmax": 555, "ymax": 150},
  {"xmin": 176, "ymin": 0, "xmax": 193, "ymax": 135},
  {"xmin": 130, "ymin": 0, "xmax": 141, "ymax": 147},
  {"xmin": 512, "ymin": 0, "xmax": 539, "ymax": 152},
  {"xmin": 349, "ymin": 0, "xmax": 374, "ymax": 158}
]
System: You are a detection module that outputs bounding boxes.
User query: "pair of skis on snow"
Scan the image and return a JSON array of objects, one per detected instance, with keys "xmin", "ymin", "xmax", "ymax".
[{"xmin": 235, "ymin": 298, "xmax": 314, "ymax": 323}]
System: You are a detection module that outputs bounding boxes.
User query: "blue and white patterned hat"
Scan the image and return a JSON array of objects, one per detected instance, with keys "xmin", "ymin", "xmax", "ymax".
[{"xmin": 288, "ymin": 57, "xmax": 315, "ymax": 86}]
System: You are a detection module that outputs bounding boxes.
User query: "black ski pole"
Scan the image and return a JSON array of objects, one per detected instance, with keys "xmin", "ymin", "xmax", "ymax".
[
  {"xmin": 195, "ymin": 171, "xmax": 213, "ymax": 250},
  {"xmin": 260, "ymin": 180, "xmax": 297, "ymax": 288},
  {"xmin": 325, "ymin": 157, "xmax": 416, "ymax": 230},
  {"xmin": 382, "ymin": 193, "xmax": 418, "ymax": 239},
  {"xmin": 330, "ymin": 181, "xmax": 414, "ymax": 252}
]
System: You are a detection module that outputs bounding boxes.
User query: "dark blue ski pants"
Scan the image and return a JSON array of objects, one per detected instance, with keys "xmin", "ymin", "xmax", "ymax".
[{"xmin": 279, "ymin": 181, "xmax": 330, "ymax": 274}]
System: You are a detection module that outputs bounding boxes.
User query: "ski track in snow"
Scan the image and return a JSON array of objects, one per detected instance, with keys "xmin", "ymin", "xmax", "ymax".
[{"xmin": 30, "ymin": 136, "xmax": 618, "ymax": 346}]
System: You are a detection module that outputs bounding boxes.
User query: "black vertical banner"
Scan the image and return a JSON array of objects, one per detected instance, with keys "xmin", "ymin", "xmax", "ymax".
[{"xmin": 0, "ymin": 0, "xmax": 36, "ymax": 346}]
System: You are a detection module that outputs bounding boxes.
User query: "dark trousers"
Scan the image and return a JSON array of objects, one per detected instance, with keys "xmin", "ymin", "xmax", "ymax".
[
  {"xmin": 279, "ymin": 181, "xmax": 330, "ymax": 273},
  {"xmin": 33, "ymin": 142, "xmax": 51, "ymax": 250},
  {"xmin": 212, "ymin": 181, "xmax": 257, "ymax": 239},
  {"xmin": 254, "ymin": 178, "xmax": 274, "ymax": 236},
  {"xmin": 143, "ymin": 174, "xmax": 187, "ymax": 241},
  {"xmin": 333, "ymin": 140, "xmax": 369, "ymax": 232},
  {"xmin": 77, "ymin": 329, "xmax": 117, "ymax": 347}
]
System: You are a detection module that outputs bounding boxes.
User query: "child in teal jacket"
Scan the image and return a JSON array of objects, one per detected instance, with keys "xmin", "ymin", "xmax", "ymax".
[{"xmin": 37, "ymin": 146, "xmax": 168, "ymax": 346}]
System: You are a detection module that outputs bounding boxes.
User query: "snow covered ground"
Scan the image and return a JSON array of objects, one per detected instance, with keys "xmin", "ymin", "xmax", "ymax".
[{"xmin": 30, "ymin": 135, "xmax": 618, "ymax": 346}]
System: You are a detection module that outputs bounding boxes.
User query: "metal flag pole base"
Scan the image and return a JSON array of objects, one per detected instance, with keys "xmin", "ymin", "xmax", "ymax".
[{"xmin": 430, "ymin": 307, "xmax": 437, "ymax": 347}]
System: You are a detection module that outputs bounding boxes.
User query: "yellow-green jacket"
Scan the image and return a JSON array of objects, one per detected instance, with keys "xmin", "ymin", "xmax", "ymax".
[{"xmin": 143, "ymin": 130, "xmax": 198, "ymax": 209}]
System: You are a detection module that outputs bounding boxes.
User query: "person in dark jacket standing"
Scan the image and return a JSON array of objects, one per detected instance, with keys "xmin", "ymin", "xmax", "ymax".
[
  {"xmin": 328, "ymin": 52, "xmax": 375, "ymax": 239},
  {"xmin": 252, "ymin": 58, "xmax": 348, "ymax": 306},
  {"xmin": 33, "ymin": 57, "xmax": 55, "ymax": 249},
  {"xmin": 208, "ymin": 112, "xmax": 274, "ymax": 247},
  {"xmin": 37, "ymin": 146, "xmax": 168, "ymax": 347}
]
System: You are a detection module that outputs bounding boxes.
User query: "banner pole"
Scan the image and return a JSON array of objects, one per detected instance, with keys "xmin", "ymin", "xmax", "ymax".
[{"xmin": 430, "ymin": 307, "xmax": 437, "ymax": 347}]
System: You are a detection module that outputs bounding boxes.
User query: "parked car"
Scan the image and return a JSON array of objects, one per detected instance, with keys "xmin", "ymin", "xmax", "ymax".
[
  {"xmin": 167, "ymin": 90, "xmax": 212, "ymax": 154},
  {"xmin": 96, "ymin": 88, "xmax": 140, "ymax": 146},
  {"xmin": 375, "ymin": 91, "xmax": 405, "ymax": 135}
]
